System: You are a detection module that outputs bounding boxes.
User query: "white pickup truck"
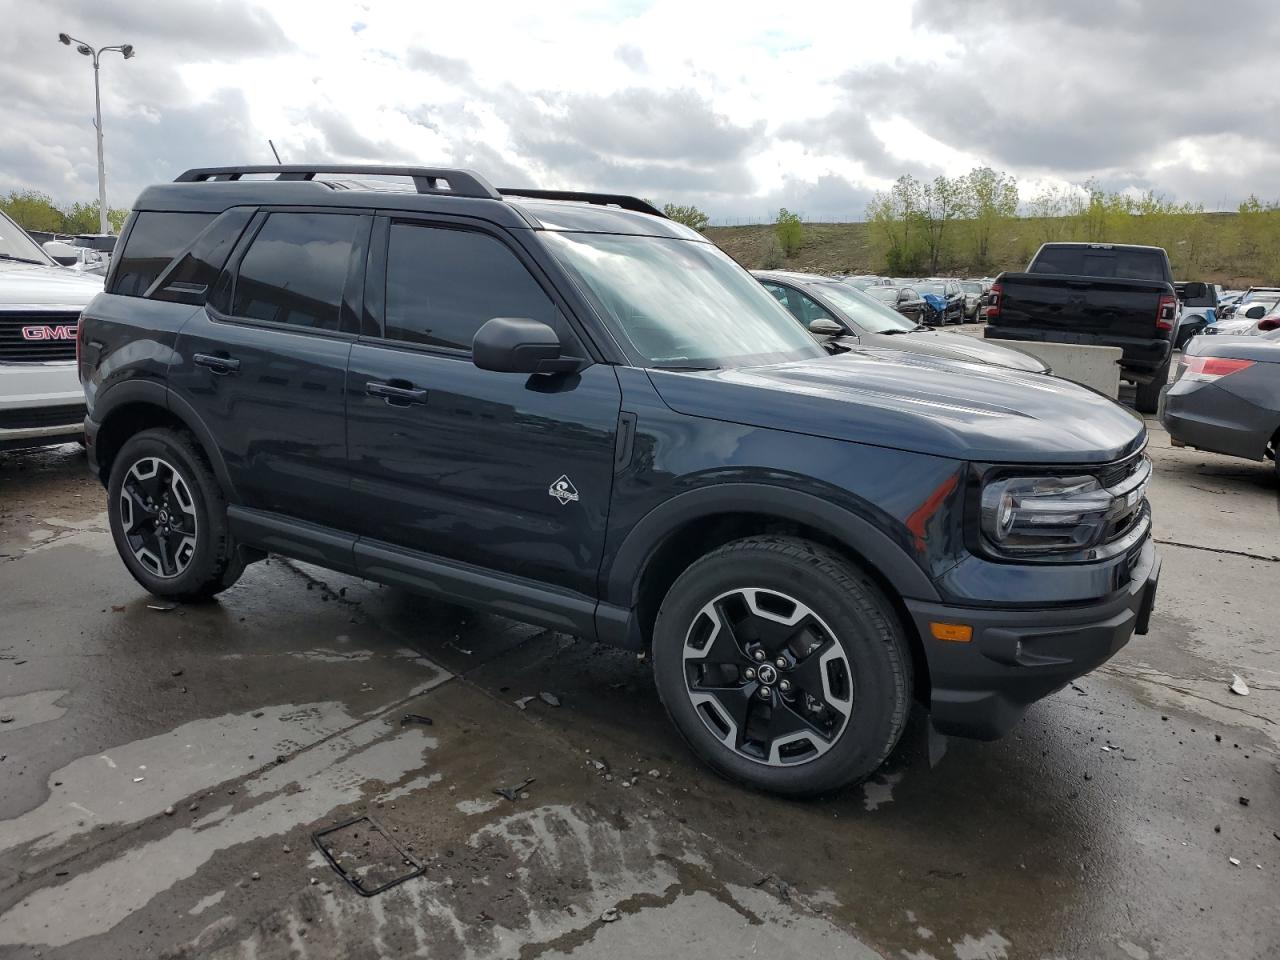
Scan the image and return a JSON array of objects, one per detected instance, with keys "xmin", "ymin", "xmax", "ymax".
[{"xmin": 1, "ymin": 210, "xmax": 104, "ymax": 452}]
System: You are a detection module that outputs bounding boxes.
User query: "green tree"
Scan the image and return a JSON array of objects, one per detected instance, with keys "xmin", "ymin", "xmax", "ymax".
[
  {"xmin": 0, "ymin": 190, "xmax": 64, "ymax": 232},
  {"xmin": 920, "ymin": 175, "xmax": 964, "ymax": 274},
  {"xmin": 662, "ymin": 203, "xmax": 709, "ymax": 232},
  {"xmin": 774, "ymin": 207, "xmax": 804, "ymax": 256},
  {"xmin": 867, "ymin": 175, "xmax": 927, "ymax": 274},
  {"xmin": 959, "ymin": 167, "xmax": 1019, "ymax": 267}
]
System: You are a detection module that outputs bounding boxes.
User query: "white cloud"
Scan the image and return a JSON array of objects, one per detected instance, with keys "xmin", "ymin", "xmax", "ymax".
[{"xmin": 2, "ymin": 0, "xmax": 1276, "ymax": 220}]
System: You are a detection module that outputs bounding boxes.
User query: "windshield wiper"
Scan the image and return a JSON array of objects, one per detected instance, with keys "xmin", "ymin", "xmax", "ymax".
[
  {"xmin": 0, "ymin": 253, "xmax": 46, "ymax": 265},
  {"xmin": 650, "ymin": 363, "xmax": 721, "ymax": 371}
]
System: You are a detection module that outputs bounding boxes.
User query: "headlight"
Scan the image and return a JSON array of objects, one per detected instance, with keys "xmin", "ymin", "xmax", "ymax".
[{"xmin": 981, "ymin": 475, "xmax": 1115, "ymax": 554}]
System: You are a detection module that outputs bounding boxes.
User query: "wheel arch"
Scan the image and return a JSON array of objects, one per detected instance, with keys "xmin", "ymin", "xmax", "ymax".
[
  {"xmin": 92, "ymin": 381, "xmax": 236, "ymax": 500},
  {"xmin": 605, "ymin": 484, "xmax": 938, "ymax": 695}
]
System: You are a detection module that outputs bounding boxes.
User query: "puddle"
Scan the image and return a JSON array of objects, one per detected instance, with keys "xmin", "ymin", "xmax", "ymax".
[
  {"xmin": 953, "ymin": 929, "xmax": 1012, "ymax": 960},
  {"xmin": 0, "ymin": 701, "xmax": 358, "ymax": 855},
  {"xmin": 0, "ymin": 689, "xmax": 70, "ymax": 732},
  {"xmin": 187, "ymin": 890, "xmax": 225, "ymax": 916},
  {"xmin": 861, "ymin": 771, "xmax": 904, "ymax": 811},
  {"xmin": 0, "ymin": 725, "xmax": 439, "ymax": 947}
]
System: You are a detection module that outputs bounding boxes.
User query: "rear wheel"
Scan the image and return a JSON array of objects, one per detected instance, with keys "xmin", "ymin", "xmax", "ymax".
[
  {"xmin": 652, "ymin": 536, "xmax": 912, "ymax": 797},
  {"xmin": 1135, "ymin": 359, "xmax": 1170, "ymax": 414},
  {"xmin": 107, "ymin": 428, "xmax": 244, "ymax": 599}
]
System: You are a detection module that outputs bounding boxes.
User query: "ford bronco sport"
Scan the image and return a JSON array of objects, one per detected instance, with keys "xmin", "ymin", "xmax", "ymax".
[{"xmin": 79, "ymin": 165, "xmax": 1159, "ymax": 796}]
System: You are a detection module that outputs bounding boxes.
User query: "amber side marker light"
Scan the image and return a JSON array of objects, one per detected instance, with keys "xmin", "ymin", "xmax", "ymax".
[{"xmin": 930, "ymin": 622, "xmax": 973, "ymax": 642}]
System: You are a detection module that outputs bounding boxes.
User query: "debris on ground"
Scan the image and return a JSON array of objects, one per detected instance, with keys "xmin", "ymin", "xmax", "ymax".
[
  {"xmin": 493, "ymin": 777, "xmax": 535, "ymax": 802},
  {"xmin": 538, "ymin": 691, "xmax": 561, "ymax": 707},
  {"xmin": 514, "ymin": 696, "xmax": 535, "ymax": 711},
  {"xmin": 600, "ymin": 907, "xmax": 619, "ymax": 923},
  {"xmin": 0, "ymin": 717, "xmax": 12, "ymax": 724},
  {"xmin": 111, "ymin": 604, "xmax": 126, "ymax": 612},
  {"xmin": 1229, "ymin": 857, "xmax": 1241, "ymax": 866},
  {"xmin": 399, "ymin": 714, "xmax": 433, "ymax": 726},
  {"xmin": 1238, "ymin": 796, "xmax": 1250, "ymax": 807},
  {"xmin": 147, "ymin": 603, "xmax": 176, "ymax": 612},
  {"xmin": 163, "ymin": 806, "xmax": 175, "ymax": 816},
  {"xmin": 1230, "ymin": 674, "xmax": 1250, "ymax": 696},
  {"xmin": 170, "ymin": 669, "xmax": 183, "ymax": 677}
]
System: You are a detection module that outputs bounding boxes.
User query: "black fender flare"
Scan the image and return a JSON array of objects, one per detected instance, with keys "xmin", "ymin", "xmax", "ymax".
[
  {"xmin": 91, "ymin": 378, "xmax": 238, "ymax": 500},
  {"xmin": 604, "ymin": 483, "xmax": 941, "ymax": 608}
]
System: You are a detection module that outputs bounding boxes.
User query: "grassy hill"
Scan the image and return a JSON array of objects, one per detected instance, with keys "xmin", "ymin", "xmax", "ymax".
[{"xmin": 706, "ymin": 213, "xmax": 1277, "ymax": 286}]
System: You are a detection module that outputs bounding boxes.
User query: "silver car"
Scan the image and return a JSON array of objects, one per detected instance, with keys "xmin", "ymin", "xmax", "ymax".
[{"xmin": 1162, "ymin": 330, "xmax": 1280, "ymax": 479}]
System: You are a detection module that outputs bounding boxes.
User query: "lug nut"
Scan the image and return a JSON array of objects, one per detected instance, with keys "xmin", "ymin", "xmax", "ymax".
[
  {"xmin": 744, "ymin": 667, "xmax": 756, "ymax": 680},
  {"xmin": 753, "ymin": 649, "xmax": 766, "ymax": 662},
  {"xmin": 779, "ymin": 679, "xmax": 792, "ymax": 692},
  {"xmin": 758, "ymin": 686, "xmax": 772, "ymax": 700},
  {"xmin": 774, "ymin": 657, "xmax": 787, "ymax": 670}
]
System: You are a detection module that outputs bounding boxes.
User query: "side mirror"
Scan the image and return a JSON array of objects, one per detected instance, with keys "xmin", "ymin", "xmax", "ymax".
[
  {"xmin": 808, "ymin": 318, "xmax": 844, "ymax": 337},
  {"xmin": 43, "ymin": 240, "xmax": 79, "ymax": 266},
  {"xmin": 1180, "ymin": 281, "xmax": 1208, "ymax": 300},
  {"xmin": 1245, "ymin": 305, "xmax": 1267, "ymax": 320},
  {"xmin": 472, "ymin": 317, "xmax": 584, "ymax": 374}
]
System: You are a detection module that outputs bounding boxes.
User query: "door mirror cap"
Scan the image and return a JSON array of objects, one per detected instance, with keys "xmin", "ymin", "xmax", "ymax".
[
  {"xmin": 1244, "ymin": 304, "xmax": 1267, "ymax": 320},
  {"xmin": 472, "ymin": 317, "xmax": 584, "ymax": 374},
  {"xmin": 1179, "ymin": 281, "xmax": 1208, "ymax": 300},
  {"xmin": 808, "ymin": 318, "xmax": 844, "ymax": 337}
]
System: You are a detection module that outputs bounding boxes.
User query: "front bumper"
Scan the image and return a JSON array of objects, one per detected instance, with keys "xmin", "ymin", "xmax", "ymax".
[
  {"xmin": 906, "ymin": 537, "xmax": 1159, "ymax": 739},
  {"xmin": 0, "ymin": 361, "xmax": 84, "ymax": 450}
]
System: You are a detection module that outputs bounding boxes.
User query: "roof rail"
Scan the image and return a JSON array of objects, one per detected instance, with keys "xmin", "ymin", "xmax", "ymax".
[
  {"xmin": 174, "ymin": 165, "xmax": 501, "ymax": 199},
  {"xmin": 497, "ymin": 188, "xmax": 666, "ymax": 218}
]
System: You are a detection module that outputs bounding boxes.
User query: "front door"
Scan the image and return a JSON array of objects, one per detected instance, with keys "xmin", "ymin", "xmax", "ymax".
[{"xmin": 345, "ymin": 217, "xmax": 621, "ymax": 598}]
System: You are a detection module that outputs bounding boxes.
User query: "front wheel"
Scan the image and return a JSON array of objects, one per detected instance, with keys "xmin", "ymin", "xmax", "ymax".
[
  {"xmin": 107, "ymin": 428, "xmax": 244, "ymax": 599},
  {"xmin": 652, "ymin": 536, "xmax": 912, "ymax": 797}
]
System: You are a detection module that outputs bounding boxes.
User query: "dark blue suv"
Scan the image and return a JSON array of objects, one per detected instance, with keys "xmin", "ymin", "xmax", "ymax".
[{"xmin": 79, "ymin": 165, "xmax": 1159, "ymax": 796}]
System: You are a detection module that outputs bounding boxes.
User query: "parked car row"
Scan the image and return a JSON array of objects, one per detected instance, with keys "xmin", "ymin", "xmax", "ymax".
[{"xmin": 839, "ymin": 275, "xmax": 994, "ymax": 327}]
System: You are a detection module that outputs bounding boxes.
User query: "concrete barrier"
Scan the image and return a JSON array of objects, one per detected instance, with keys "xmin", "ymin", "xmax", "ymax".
[{"xmin": 984, "ymin": 335, "xmax": 1123, "ymax": 398}]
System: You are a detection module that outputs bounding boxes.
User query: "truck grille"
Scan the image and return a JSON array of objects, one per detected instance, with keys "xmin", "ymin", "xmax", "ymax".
[
  {"xmin": 1101, "ymin": 453, "xmax": 1151, "ymax": 546},
  {"xmin": 0, "ymin": 311, "xmax": 80, "ymax": 363}
]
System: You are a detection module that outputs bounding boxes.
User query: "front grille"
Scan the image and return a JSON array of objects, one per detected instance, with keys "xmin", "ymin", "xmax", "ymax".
[
  {"xmin": 1101, "ymin": 454, "xmax": 1151, "ymax": 545},
  {"xmin": 0, "ymin": 404, "xmax": 86, "ymax": 430},
  {"xmin": 0, "ymin": 312, "xmax": 80, "ymax": 362}
]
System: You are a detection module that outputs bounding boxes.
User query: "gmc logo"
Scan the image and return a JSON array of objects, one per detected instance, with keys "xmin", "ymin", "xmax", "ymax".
[{"xmin": 20, "ymin": 324, "xmax": 77, "ymax": 341}]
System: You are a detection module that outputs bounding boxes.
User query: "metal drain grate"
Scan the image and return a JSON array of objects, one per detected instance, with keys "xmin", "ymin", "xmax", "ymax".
[{"xmin": 312, "ymin": 815, "xmax": 426, "ymax": 896}]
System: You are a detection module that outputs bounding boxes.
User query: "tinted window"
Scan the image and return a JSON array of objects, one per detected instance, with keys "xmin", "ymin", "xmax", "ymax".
[
  {"xmin": 1031, "ymin": 245, "xmax": 1166, "ymax": 281},
  {"xmin": 152, "ymin": 208, "xmax": 255, "ymax": 305},
  {"xmin": 111, "ymin": 212, "xmax": 215, "ymax": 297},
  {"xmin": 384, "ymin": 224, "xmax": 557, "ymax": 351},
  {"xmin": 231, "ymin": 213, "xmax": 360, "ymax": 330}
]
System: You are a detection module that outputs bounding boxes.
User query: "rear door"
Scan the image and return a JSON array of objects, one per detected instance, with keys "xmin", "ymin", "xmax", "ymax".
[
  {"xmin": 344, "ymin": 215, "xmax": 621, "ymax": 598},
  {"xmin": 170, "ymin": 209, "xmax": 370, "ymax": 528}
]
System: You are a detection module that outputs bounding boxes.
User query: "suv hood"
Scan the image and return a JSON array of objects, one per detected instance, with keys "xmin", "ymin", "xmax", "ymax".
[
  {"xmin": 845, "ymin": 330, "xmax": 1049, "ymax": 373},
  {"xmin": 649, "ymin": 351, "xmax": 1145, "ymax": 464},
  {"xmin": 0, "ymin": 259, "xmax": 104, "ymax": 309}
]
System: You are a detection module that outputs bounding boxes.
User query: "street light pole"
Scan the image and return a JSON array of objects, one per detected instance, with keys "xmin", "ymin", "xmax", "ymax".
[
  {"xmin": 58, "ymin": 33, "xmax": 135, "ymax": 235},
  {"xmin": 92, "ymin": 53, "xmax": 106, "ymax": 234}
]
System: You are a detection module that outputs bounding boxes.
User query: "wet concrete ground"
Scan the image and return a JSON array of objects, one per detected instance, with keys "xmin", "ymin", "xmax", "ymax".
[{"xmin": 1, "ymin": 419, "xmax": 1277, "ymax": 960}]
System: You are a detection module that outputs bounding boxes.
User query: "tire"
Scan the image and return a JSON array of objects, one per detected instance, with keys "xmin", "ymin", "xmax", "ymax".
[
  {"xmin": 1134, "ymin": 360, "xmax": 1170, "ymax": 414},
  {"xmin": 651, "ymin": 536, "xmax": 912, "ymax": 797},
  {"xmin": 107, "ymin": 427, "xmax": 244, "ymax": 599}
]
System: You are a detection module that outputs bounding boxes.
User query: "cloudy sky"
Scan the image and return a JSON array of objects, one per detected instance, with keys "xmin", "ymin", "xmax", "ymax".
[{"xmin": 2, "ymin": 0, "xmax": 1276, "ymax": 222}]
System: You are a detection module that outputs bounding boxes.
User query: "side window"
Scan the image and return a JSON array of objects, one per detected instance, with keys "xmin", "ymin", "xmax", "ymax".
[
  {"xmin": 150, "ymin": 208, "xmax": 255, "ymax": 305},
  {"xmin": 231, "ymin": 213, "xmax": 361, "ymax": 331},
  {"xmin": 794, "ymin": 291, "xmax": 835, "ymax": 324},
  {"xmin": 760, "ymin": 282, "xmax": 801, "ymax": 321},
  {"xmin": 384, "ymin": 223, "xmax": 557, "ymax": 352},
  {"xmin": 110, "ymin": 212, "xmax": 216, "ymax": 297}
]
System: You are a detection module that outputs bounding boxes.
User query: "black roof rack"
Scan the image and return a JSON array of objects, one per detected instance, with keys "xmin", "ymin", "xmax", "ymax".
[
  {"xmin": 174, "ymin": 165, "xmax": 501, "ymax": 199},
  {"xmin": 497, "ymin": 188, "xmax": 665, "ymax": 218}
]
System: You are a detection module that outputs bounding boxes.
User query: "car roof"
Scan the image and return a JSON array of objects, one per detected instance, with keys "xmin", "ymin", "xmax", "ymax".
[
  {"xmin": 131, "ymin": 165, "xmax": 703, "ymax": 241},
  {"xmin": 751, "ymin": 270, "xmax": 836, "ymax": 284}
]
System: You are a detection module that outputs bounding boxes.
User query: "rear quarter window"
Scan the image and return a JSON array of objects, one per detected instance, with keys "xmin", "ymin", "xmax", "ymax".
[{"xmin": 110, "ymin": 212, "xmax": 216, "ymax": 297}]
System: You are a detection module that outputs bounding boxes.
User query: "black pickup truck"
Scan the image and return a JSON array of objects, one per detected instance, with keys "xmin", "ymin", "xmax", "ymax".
[{"xmin": 985, "ymin": 243, "xmax": 1206, "ymax": 413}]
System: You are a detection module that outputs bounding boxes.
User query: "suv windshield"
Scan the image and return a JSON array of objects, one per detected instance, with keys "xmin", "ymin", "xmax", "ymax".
[
  {"xmin": 811, "ymin": 282, "xmax": 915, "ymax": 333},
  {"xmin": 960, "ymin": 281, "xmax": 984, "ymax": 294},
  {"xmin": 916, "ymin": 282, "xmax": 944, "ymax": 296},
  {"xmin": 543, "ymin": 232, "xmax": 824, "ymax": 369},
  {"xmin": 0, "ymin": 212, "xmax": 53, "ymax": 265}
]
